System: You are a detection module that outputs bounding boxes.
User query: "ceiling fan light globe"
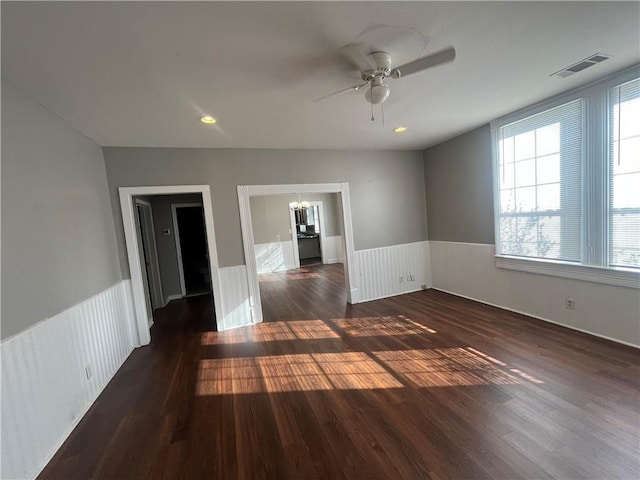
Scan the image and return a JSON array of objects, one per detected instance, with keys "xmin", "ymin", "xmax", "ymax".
[{"xmin": 366, "ymin": 84, "xmax": 391, "ymax": 104}]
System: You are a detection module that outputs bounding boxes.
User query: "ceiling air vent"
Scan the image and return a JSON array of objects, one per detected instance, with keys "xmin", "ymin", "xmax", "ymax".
[{"xmin": 551, "ymin": 53, "xmax": 612, "ymax": 78}]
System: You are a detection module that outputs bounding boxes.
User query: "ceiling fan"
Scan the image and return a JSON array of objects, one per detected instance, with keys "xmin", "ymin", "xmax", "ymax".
[{"xmin": 317, "ymin": 44, "xmax": 456, "ymax": 105}]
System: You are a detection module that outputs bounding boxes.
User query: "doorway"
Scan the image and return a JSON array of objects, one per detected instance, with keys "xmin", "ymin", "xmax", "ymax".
[
  {"xmin": 119, "ymin": 185, "xmax": 223, "ymax": 347},
  {"xmin": 238, "ymin": 183, "xmax": 359, "ymax": 326},
  {"xmin": 290, "ymin": 201, "xmax": 328, "ymax": 268},
  {"xmin": 172, "ymin": 203, "xmax": 211, "ymax": 297}
]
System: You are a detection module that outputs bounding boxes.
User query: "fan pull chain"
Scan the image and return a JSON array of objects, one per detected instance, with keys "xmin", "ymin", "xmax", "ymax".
[
  {"xmin": 381, "ymin": 102, "xmax": 385, "ymax": 128},
  {"xmin": 371, "ymin": 100, "xmax": 374, "ymax": 122}
]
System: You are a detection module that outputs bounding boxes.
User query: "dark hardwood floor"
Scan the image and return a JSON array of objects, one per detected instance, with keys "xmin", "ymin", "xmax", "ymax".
[{"xmin": 39, "ymin": 264, "xmax": 640, "ymax": 479}]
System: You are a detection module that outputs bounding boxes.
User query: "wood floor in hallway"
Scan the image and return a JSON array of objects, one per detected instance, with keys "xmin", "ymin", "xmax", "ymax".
[{"xmin": 39, "ymin": 263, "xmax": 640, "ymax": 479}]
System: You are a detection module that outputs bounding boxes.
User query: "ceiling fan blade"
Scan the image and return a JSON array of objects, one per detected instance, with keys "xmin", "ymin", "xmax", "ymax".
[
  {"xmin": 391, "ymin": 46, "xmax": 456, "ymax": 78},
  {"xmin": 314, "ymin": 81, "xmax": 370, "ymax": 102}
]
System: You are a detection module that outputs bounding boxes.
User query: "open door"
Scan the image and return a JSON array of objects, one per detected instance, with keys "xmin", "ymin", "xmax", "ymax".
[
  {"xmin": 134, "ymin": 199, "xmax": 163, "ymax": 324},
  {"xmin": 172, "ymin": 202, "xmax": 212, "ymax": 297}
]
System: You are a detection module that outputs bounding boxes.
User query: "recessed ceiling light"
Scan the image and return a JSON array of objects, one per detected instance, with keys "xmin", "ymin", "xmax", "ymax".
[
  {"xmin": 200, "ymin": 115, "xmax": 217, "ymax": 124},
  {"xmin": 394, "ymin": 126, "xmax": 407, "ymax": 133}
]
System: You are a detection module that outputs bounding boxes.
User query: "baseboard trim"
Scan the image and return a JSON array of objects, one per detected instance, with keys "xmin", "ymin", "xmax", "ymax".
[
  {"xmin": 359, "ymin": 287, "xmax": 425, "ymax": 304},
  {"xmin": 164, "ymin": 294, "xmax": 182, "ymax": 306},
  {"xmin": 432, "ymin": 287, "xmax": 640, "ymax": 349}
]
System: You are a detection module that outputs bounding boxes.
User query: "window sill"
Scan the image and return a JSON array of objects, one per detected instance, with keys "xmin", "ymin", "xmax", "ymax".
[{"xmin": 495, "ymin": 255, "xmax": 640, "ymax": 289}]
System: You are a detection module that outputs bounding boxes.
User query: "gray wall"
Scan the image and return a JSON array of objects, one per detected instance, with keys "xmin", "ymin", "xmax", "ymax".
[
  {"xmin": 250, "ymin": 193, "xmax": 340, "ymax": 244},
  {"xmin": 147, "ymin": 193, "xmax": 203, "ymax": 302},
  {"xmin": 1, "ymin": 79, "xmax": 121, "ymax": 339},
  {"xmin": 423, "ymin": 125, "xmax": 495, "ymax": 244},
  {"xmin": 103, "ymin": 148, "xmax": 427, "ymax": 275}
]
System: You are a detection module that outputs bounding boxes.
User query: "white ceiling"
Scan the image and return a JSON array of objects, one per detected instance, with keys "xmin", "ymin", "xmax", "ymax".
[{"xmin": 2, "ymin": 2, "xmax": 639, "ymax": 150}]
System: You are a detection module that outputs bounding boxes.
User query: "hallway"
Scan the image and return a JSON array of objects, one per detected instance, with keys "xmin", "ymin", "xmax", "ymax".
[{"xmin": 39, "ymin": 264, "xmax": 640, "ymax": 479}]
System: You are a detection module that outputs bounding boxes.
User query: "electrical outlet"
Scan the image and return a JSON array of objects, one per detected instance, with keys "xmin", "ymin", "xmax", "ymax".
[
  {"xmin": 408, "ymin": 274, "xmax": 415, "ymax": 281},
  {"xmin": 399, "ymin": 275, "xmax": 404, "ymax": 283},
  {"xmin": 565, "ymin": 298, "xmax": 576, "ymax": 310},
  {"xmin": 85, "ymin": 364, "xmax": 92, "ymax": 380}
]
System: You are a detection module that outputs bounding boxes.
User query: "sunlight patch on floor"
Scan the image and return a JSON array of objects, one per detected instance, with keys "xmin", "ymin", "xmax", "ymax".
[
  {"xmin": 196, "ymin": 352, "xmax": 402, "ymax": 395},
  {"xmin": 373, "ymin": 348, "xmax": 543, "ymax": 387},
  {"xmin": 201, "ymin": 319, "xmax": 340, "ymax": 345},
  {"xmin": 196, "ymin": 346, "xmax": 542, "ymax": 395},
  {"xmin": 331, "ymin": 314, "xmax": 437, "ymax": 336},
  {"xmin": 259, "ymin": 271, "xmax": 321, "ymax": 282}
]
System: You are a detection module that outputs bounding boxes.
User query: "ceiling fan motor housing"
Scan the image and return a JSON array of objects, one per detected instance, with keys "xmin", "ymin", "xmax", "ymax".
[{"xmin": 362, "ymin": 51, "xmax": 392, "ymax": 79}]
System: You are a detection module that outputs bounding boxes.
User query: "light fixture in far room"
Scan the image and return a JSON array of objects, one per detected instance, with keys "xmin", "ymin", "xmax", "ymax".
[
  {"xmin": 200, "ymin": 115, "xmax": 217, "ymax": 124},
  {"xmin": 292, "ymin": 200, "xmax": 310, "ymax": 210},
  {"xmin": 394, "ymin": 126, "xmax": 408, "ymax": 133}
]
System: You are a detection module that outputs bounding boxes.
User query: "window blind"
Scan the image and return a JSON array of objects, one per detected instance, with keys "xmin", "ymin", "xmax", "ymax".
[
  {"xmin": 609, "ymin": 78, "xmax": 640, "ymax": 268},
  {"xmin": 497, "ymin": 100, "xmax": 583, "ymax": 262}
]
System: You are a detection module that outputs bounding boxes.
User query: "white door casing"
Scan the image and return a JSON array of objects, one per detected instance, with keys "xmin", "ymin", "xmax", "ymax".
[
  {"xmin": 288, "ymin": 204, "xmax": 301, "ymax": 269},
  {"xmin": 238, "ymin": 182, "xmax": 359, "ymax": 326},
  {"xmin": 134, "ymin": 204, "xmax": 153, "ymax": 324},
  {"xmin": 120, "ymin": 185, "xmax": 223, "ymax": 346}
]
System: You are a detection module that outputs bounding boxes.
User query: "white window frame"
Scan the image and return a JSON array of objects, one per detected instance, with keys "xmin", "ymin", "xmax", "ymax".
[{"xmin": 491, "ymin": 65, "xmax": 640, "ymax": 289}]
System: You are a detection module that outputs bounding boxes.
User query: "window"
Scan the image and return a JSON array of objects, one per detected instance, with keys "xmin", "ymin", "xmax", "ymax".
[
  {"xmin": 498, "ymin": 101, "xmax": 581, "ymax": 262},
  {"xmin": 609, "ymin": 78, "xmax": 640, "ymax": 268},
  {"xmin": 492, "ymin": 67, "xmax": 640, "ymax": 287}
]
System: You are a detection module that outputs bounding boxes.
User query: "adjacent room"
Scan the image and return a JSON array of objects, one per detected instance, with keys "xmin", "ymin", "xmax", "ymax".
[{"xmin": 1, "ymin": 2, "xmax": 639, "ymax": 479}]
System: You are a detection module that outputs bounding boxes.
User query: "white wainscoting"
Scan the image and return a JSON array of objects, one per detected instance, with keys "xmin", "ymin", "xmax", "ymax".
[
  {"xmin": 254, "ymin": 241, "xmax": 296, "ymax": 274},
  {"xmin": 218, "ymin": 265, "xmax": 253, "ymax": 331},
  {"xmin": 356, "ymin": 241, "xmax": 431, "ymax": 303},
  {"xmin": 429, "ymin": 241, "xmax": 640, "ymax": 347},
  {"xmin": 1, "ymin": 280, "xmax": 136, "ymax": 480},
  {"xmin": 254, "ymin": 236, "xmax": 344, "ymax": 274},
  {"xmin": 323, "ymin": 235, "xmax": 344, "ymax": 264}
]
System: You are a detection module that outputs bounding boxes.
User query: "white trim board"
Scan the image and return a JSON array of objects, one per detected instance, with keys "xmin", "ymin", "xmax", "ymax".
[
  {"xmin": 164, "ymin": 294, "xmax": 183, "ymax": 306},
  {"xmin": 237, "ymin": 183, "xmax": 359, "ymax": 326},
  {"xmin": 288, "ymin": 205, "xmax": 301, "ymax": 268},
  {"xmin": 119, "ymin": 185, "xmax": 223, "ymax": 345},
  {"xmin": 495, "ymin": 255, "xmax": 640, "ymax": 289}
]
